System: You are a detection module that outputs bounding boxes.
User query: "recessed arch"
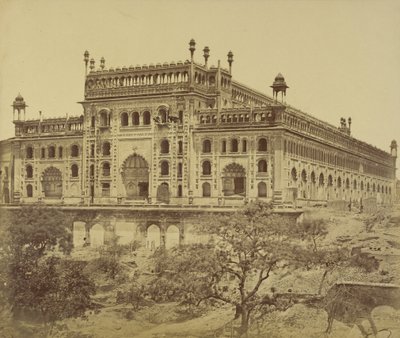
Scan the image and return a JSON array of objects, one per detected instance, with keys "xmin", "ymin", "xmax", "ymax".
[
  {"xmin": 222, "ymin": 163, "xmax": 246, "ymax": 196},
  {"xmin": 258, "ymin": 182, "xmax": 267, "ymax": 197},
  {"xmin": 121, "ymin": 153, "xmax": 149, "ymax": 200},
  {"xmin": 41, "ymin": 167, "xmax": 62, "ymax": 198}
]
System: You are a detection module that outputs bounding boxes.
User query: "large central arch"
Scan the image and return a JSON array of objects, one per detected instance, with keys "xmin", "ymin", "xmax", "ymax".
[
  {"xmin": 222, "ymin": 163, "xmax": 246, "ymax": 196},
  {"xmin": 42, "ymin": 167, "xmax": 62, "ymax": 198},
  {"xmin": 121, "ymin": 154, "xmax": 149, "ymax": 200}
]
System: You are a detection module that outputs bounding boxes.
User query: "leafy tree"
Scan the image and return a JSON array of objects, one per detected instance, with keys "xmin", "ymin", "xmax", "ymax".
[
  {"xmin": 95, "ymin": 234, "xmax": 128, "ymax": 280},
  {"xmin": 154, "ymin": 201, "xmax": 318, "ymax": 336},
  {"xmin": 1, "ymin": 206, "xmax": 95, "ymax": 335}
]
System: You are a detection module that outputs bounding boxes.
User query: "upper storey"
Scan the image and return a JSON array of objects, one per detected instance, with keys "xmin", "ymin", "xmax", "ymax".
[{"xmin": 84, "ymin": 40, "xmax": 234, "ymax": 101}]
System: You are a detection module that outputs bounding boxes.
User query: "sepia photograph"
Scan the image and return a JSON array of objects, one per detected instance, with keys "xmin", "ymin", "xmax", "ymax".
[{"xmin": 0, "ymin": 0, "xmax": 399, "ymax": 337}]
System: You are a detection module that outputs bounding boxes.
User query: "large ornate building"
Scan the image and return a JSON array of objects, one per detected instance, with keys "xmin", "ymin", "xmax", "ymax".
[{"xmin": 0, "ymin": 40, "xmax": 397, "ymax": 208}]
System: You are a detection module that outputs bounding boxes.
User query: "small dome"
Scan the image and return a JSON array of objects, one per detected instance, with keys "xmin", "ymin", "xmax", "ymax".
[
  {"xmin": 275, "ymin": 73, "xmax": 285, "ymax": 81},
  {"xmin": 15, "ymin": 93, "xmax": 24, "ymax": 102}
]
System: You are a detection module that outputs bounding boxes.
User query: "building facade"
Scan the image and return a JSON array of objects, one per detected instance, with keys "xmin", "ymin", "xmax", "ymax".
[{"xmin": 0, "ymin": 40, "xmax": 397, "ymax": 208}]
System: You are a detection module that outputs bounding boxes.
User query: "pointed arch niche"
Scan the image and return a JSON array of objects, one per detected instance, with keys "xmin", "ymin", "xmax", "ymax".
[{"xmin": 121, "ymin": 154, "xmax": 149, "ymax": 200}]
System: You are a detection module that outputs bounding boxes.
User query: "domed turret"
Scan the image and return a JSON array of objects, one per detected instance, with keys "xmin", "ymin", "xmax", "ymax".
[
  {"xmin": 12, "ymin": 93, "xmax": 27, "ymax": 121},
  {"xmin": 390, "ymin": 140, "xmax": 397, "ymax": 157},
  {"xmin": 271, "ymin": 73, "xmax": 289, "ymax": 103}
]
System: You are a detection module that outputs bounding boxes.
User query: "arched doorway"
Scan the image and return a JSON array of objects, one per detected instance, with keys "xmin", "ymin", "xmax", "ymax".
[
  {"xmin": 165, "ymin": 225, "xmax": 180, "ymax": 249},
  {"xmin": 42, "ymin": 167, "xmax": 62, "ymax": 198},
  {"xmin": 121, "ymin": 154, "xmax": 149, "ymax": 200},
  {"xmin": 146, "ymin": 224, "xmax": 161, "ymax": 250},
  {"xmin": 157, "ymin": 183, "xmax": 170, "ymax": 203},
  {"xmin": 115, "ymin": 222, "xmax": 136, "ymax": 245},
  {"xmin": 258, "ymin": 182, "xmax": 267, "ymax": 197},
  {"xmin": 90, "ymin": 224, "xmax": 104, "ymax": 248},
  {"xmin": 73, "ymin": 221, "xmax": 87, "ymax": 248},
  {"xmin": 222, "ymin": 163, "xmax": 246, "ymax": 196}
]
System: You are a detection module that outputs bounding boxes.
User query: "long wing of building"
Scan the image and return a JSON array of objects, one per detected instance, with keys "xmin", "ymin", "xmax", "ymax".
[{"xmin": 0, "ymin": 40, "xmax": 397, "ymax": 207}]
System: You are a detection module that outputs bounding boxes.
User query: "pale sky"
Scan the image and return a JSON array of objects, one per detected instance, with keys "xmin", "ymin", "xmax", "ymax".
[{"xmin": 0, "ymin": 0, "xmax": 399, "ymax": 158}]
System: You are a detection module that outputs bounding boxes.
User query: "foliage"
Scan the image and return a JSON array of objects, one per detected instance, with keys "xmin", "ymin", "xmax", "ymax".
[
  {"xmin": 116, "ymin": 282, "xmax": 151, "ymax": 311},
  {"xmin": 1, "ymin": 205, "xmax": 95, "ymax": 333},
  {"xmin": 152, "ymin": 201, "xmax": 321, "ymax": 335},
  {"xmin": 5, "ymin": 206, "xmax": 73, "ymax": 258},
  {"xmin": 10, "ymin": 256, "xmax": 95, "ymax": 324},
  {"xmin": 95, "ymin": 234, "xmax": 129, "ymax": 280}
]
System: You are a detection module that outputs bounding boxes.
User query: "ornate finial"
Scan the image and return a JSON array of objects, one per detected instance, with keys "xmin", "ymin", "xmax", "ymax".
[
  {"xmin": 203, "ymin": 46, "xmax": 210, "ymax": 67},
  {"xmin": 189, "ymin": 39, "xmax": 196, "ymax": 61},
  {"xmin": 89, "ymin": 58, "xmax": 95, "ymax": 71},
  {"xmin": 84, "ymin": 51, "xmax": 90, "ymax": 76},
  {"xmin": 100, "ymin": 57, "xmax": 105, "ymax": 70},
  {"xmin": 227, "ymin": 51, "xmax": 234, "ymax": 74},
  {"xmin": 84, "ymin": 51, "xmax": 89, "ymax": 65}
]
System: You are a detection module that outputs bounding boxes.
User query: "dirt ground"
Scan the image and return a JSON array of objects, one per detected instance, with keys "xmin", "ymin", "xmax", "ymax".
[{"xmin": 2, "ymin": 205, "xmax": 400, "ymax": 338}]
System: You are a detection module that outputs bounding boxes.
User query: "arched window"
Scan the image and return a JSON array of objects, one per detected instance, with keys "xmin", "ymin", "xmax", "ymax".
[
  {"xmin": 361, "ymin": 181, "xmax": 364, "ymax": 190},
  {"xmin": 242, "ymin": 139, "xmax": 247, "ymax": 153},
  {"xmin": 291, "ymin": 168, "xmax": 297, "ymax": 181},
  {"xmin": 301, "ymin": 169, "xmax": 307, "ymax": 183},
  {"xmin": 48, "ymin": 146, "xmax": 55, "ymax": 158},
  {"xmin": 90, "ymin": 164, "xmax": 94, "ymax": 177},
  {"xmin": 178, "ymin": 111, "xmax": 184, "ymax": 124},
  {"xmin": 90, "ymin": 144, "xmax": 95, "ymax": 157},
  {"xmin": 26, "ymin": 184, "xmax": 33, "ymax": 197},
  {"xmin": 132, "ymin": 112, "xmax": 140, "ymax": 125},
  {"xmin": 26, "ymin": 165, "xmax": 33, "ymax": 178},
  {"xmin": 258, "ymin": 182, "xmax": 267, "ymax": 197},
  {"xmin": 159, "ymin": 109, "xmax": 168, "ymax": 123},
  {"xmin": 177, "ymin": 184, "xmax": 183, "ymax": 197},
  {"xmin": 91, "ymin": 116, "xmax": 96, "ymax": 127},
  {"xmin": 161, "ymin": 161, "xmax": 169, "ymax": 175},
  {"xmin": 346, "ymin": 178, "xmax": 350, "ymax": 189},
  {"xmin": 71, "ymin": 164, "xmax": 79, "ymax": 177},
  {"xmin": 202, "ymin": 161, "xmax": 211, "ymax": 175},
  {"xmin": 319, "ymin": 173, "xmax": 324, "ymax": 186},
  {"xmin": 328, "ymin": 175, "xmax": 333, "ymax": 186},
  {"xmin": 26, "ymin": 146, "xmax": 33, "ymax": 159},
  {"xmin": 258, "ymin": 138, "xmax": 267, "ymax": 151},
  {"xmin": 58, "ymin": 146, "xmax": 63, "ymax": 158},
  {"xmin": 143, "ymin": 111, "xmax": 151, "ymax": 125},
  {"xmin": 337, "ymin": 177, "xmax": 342, "ymax": 188},
  {"xmin": 177, "ymin": 163, "xmax": 182, "ymax": 177},
  {"xmin": 311, "ymin": 171, "xmax": 316, "ymax": 184},
  {"xmin": 221, "ymin": 140, "xmax": 227, "ymax": 153},
  {"xmin": 353, "ymin": 180, "xmax": 357, "ymax": 190},
  {"xmin": 372, "ymin": 183, "xmax": 376, "ymax": 192},
  {"xmin": 121, "ymin": 112, "xmax": 128, "ymax": 126},
  {"xmin": 71, "ymin": 145, "xmax": 79, "ymax": 157},
  {"xmin": 202, "ymin": 182, "xmax": 211, "ymax": 197},
  {"xmin": 160, "ymin": 140, "xmax": 169, "ymax": 154},
  {"xmin": 203, "ymin": 139, "xmax": 211, "ymax": 153},
  {"xmin": 258, "ymin": 160, "xmax": 267, "ymax": 173},
  {"xmin": 231, "ymin": 139, "xmax": 238, "ymax": 152},
  {"xmin": 102, "ymin": 162, "xmax": 110, "ymax": 176},
  {"xmin": 367, "ymin": 182, "xmax": 370, "ymax": 192},
  {"xmin": 100, "ymin": 111, "xmax": 109, "ymax": 126},
  {"xmin": 102, "ymin": 142, "xmax": 111, "ymax": 156},
  {"xmin": 178, "ymin": 141, "xmax": 183, "ymax": 154},
  {"xmin": 41, "ymin": 147, "xmax": 46, "ymax": 159}
]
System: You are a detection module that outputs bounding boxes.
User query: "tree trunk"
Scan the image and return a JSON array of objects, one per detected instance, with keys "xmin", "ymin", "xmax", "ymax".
[
  {"xmin": 318, "ymin": 269, "xmax": 328, "ymax": 294},
  {"xmin": 240, "ymin": 306, "xmax": 250, "ymax": 337}
]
